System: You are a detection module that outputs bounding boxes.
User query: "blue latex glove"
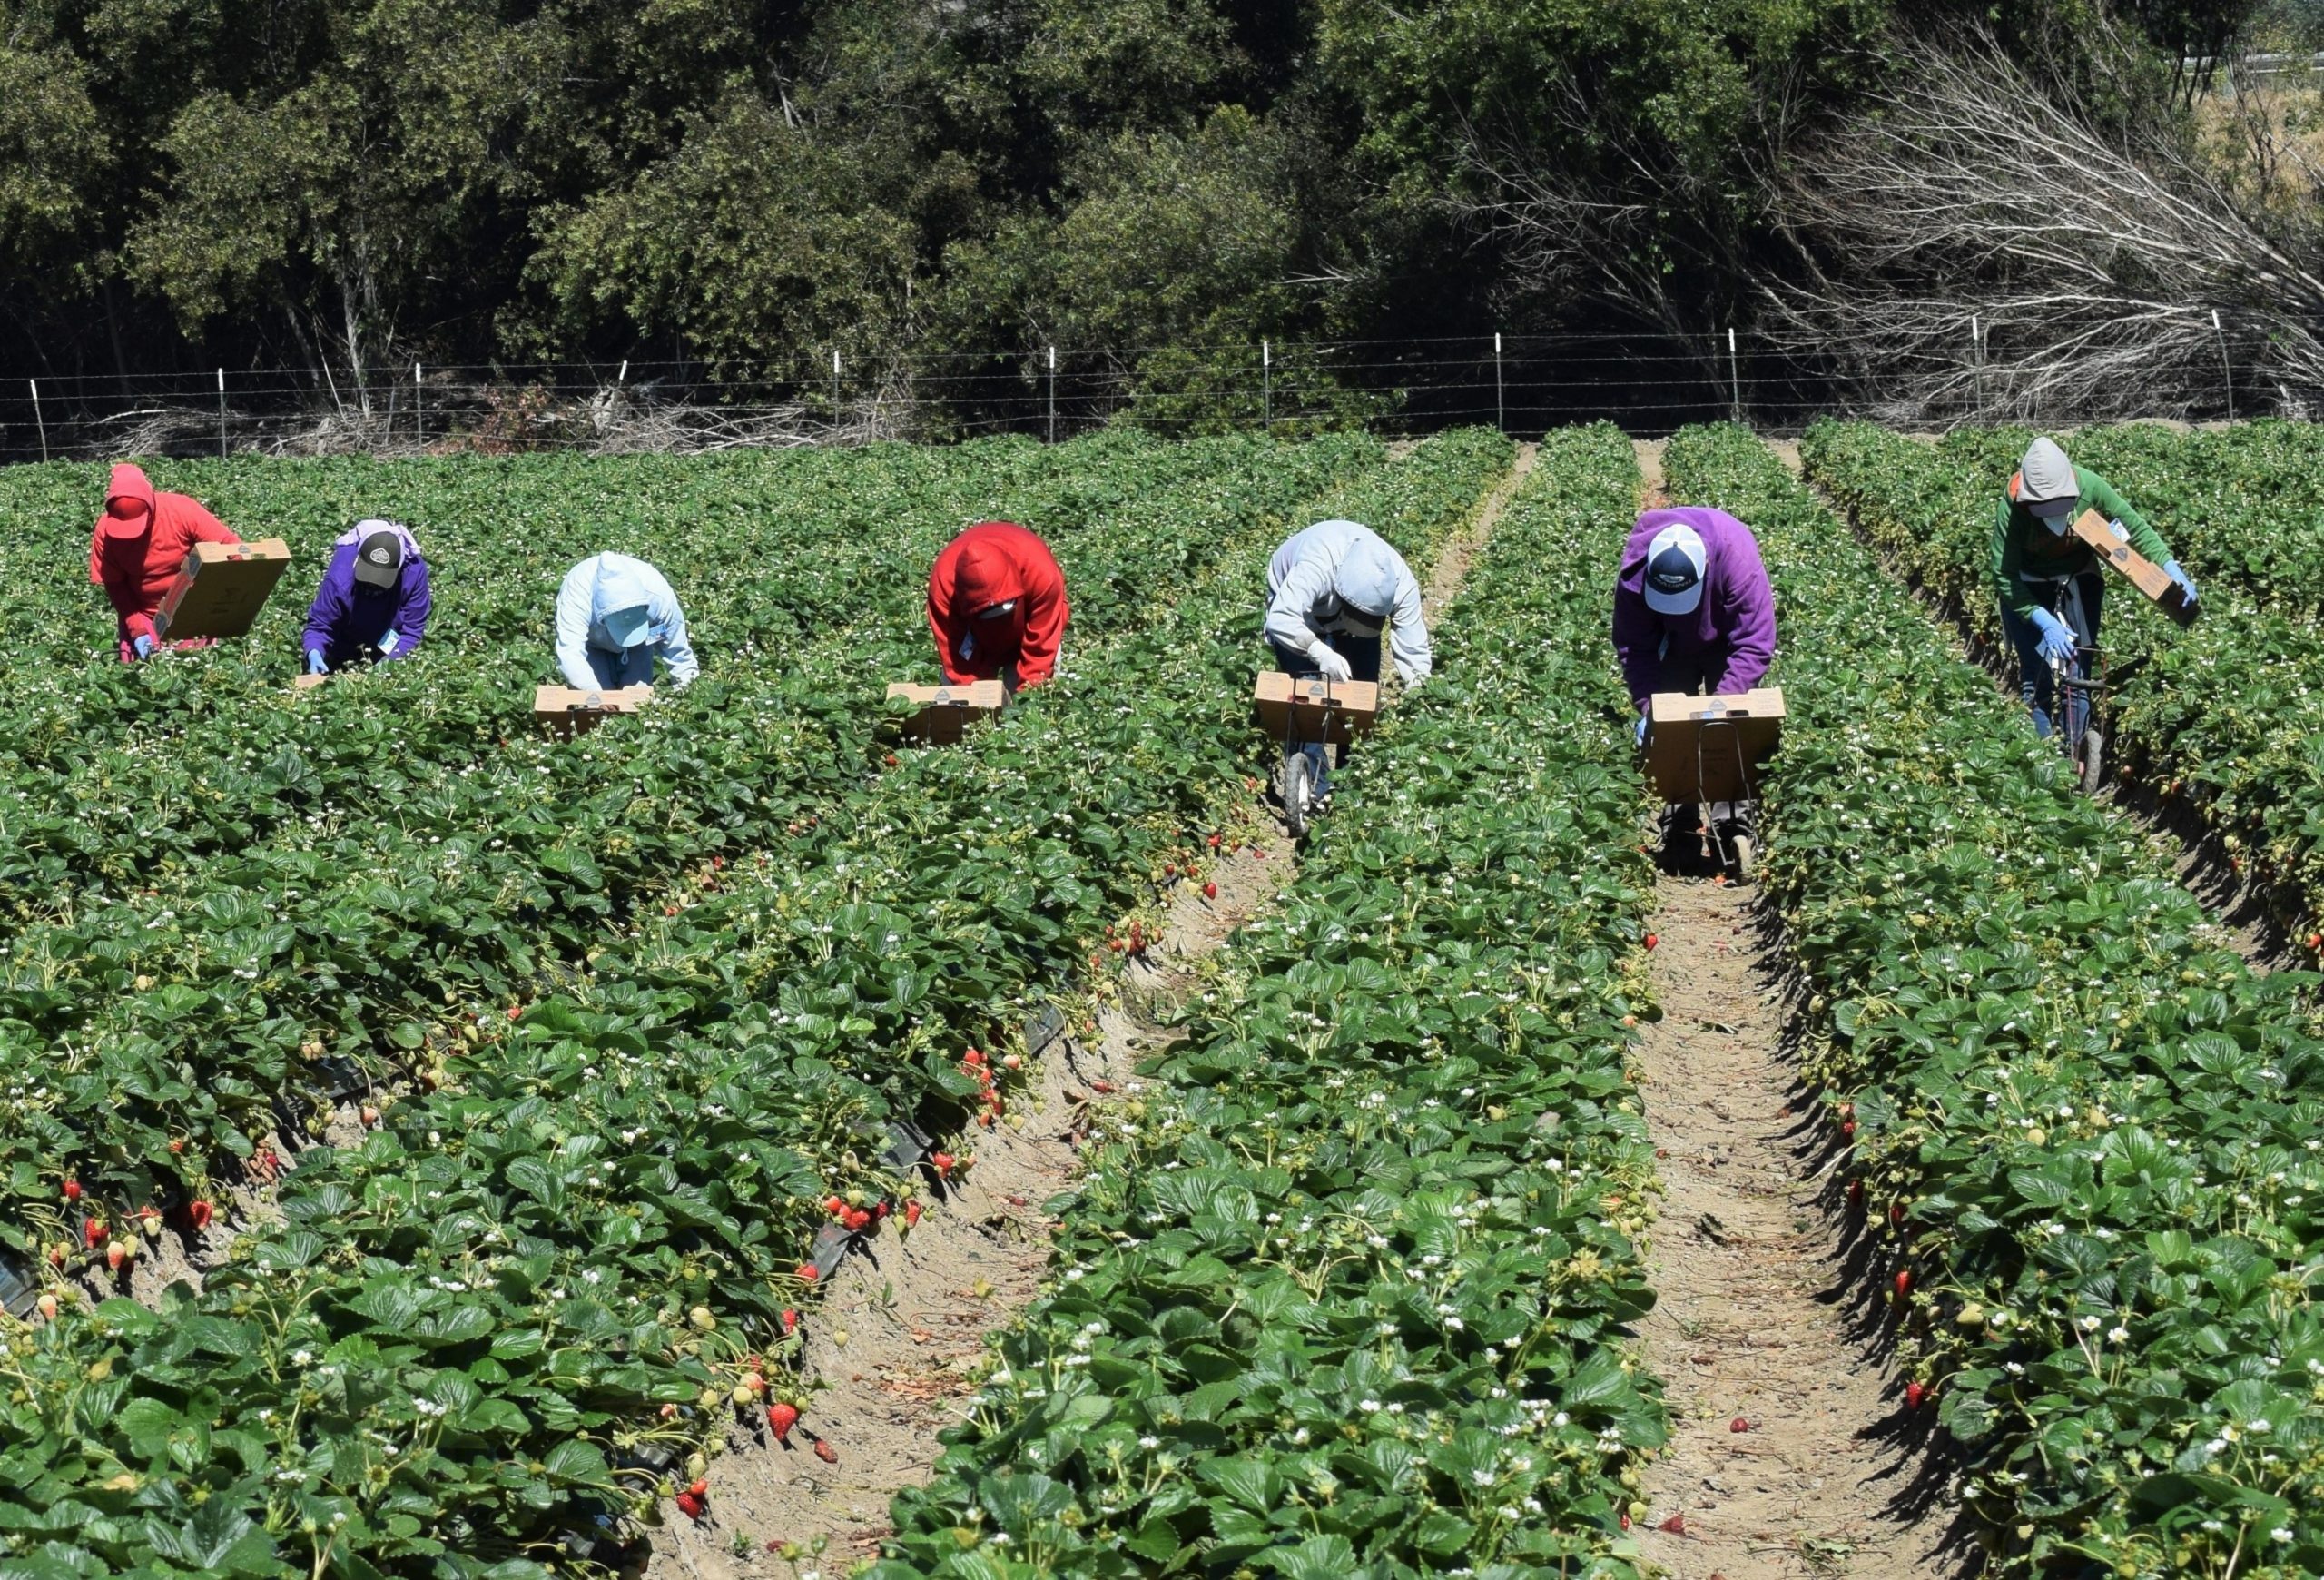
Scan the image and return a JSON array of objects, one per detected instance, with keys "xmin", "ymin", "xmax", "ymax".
[
  {"xmin": 2029, "ymin": 607, "xmax": 2077, "ymax": 665},
  {"xmin": 307, "ymin": 649, "xmax": 328, "ymax": 675},
  {"xmin": 2162, "ymin": 558, "xmax": 2198, "ymax": 604},
  {"xmin": 1633, "ymin": 714, "xmax": 1649, "ymax": 748},
  {"xmin": 378, "ymin": 629, "xmax": 401, "ymax": 657},
  {"xmin": 131, "ymin": 633, "xmax": 155, "ymax": 660}
]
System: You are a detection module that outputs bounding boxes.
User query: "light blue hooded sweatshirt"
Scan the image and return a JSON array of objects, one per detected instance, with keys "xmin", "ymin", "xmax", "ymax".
[
  {"xmin": 555, "ymin": 553, "xmax": 700, "ymax": 691},
  {"xmin": 1264, "ymin": 519, "xmax": 1432, "ymax": 684}
]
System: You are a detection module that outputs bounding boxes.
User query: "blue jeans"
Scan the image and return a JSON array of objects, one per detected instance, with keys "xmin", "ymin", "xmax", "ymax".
[
  {"xmin": 1269, "ymin": 634, "xmax": 1382, "ymax": 795},
  {"xmin": 586, "ymin": 644, "xmax": 656, "ymax": 688},
  {"xmin": 2001, "ymin": 573, "xmax": 2102, "ymax": 740}
]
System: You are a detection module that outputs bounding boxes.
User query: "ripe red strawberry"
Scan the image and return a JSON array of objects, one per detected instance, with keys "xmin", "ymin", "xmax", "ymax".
[
  {"xmin": 1643, "ymin": 933, "xmax": 1659, "ymax": 951},
  {"xmin": 904, "ymin": 1201, "xmax": 921, "ymax": 1228},
  {"xmin": 962, "ymin": 1048, "xmax": 984, "ymax": 1066},
  {"xmin": 1846, "ymin": 1179, "xmax": 1864, "ymax": 1205},
  {"xmin": 768, "ymin": 1401, "xmax": 799, "ymax": 1443},
  {"xmin": 188, "ymin": 1200, "xmax": 213, "ymax": 1229},
  {"xmin": 796, "ymin": 1262, "xmax": 819, "ymax": 1282},
  {"xmin": 813, "ymin": 1439, "xmax": 838, "ymax": 1464},
  {"xmin": 62, "ymin": 1180, "xmax": 82, "ymax": 1203},
  {"xmin": 1658, "ymin": 1514, "xmax": 1687, "ymax": 1535},
  {"xmin": 1207, "ymin": 833, "xmax": 1221, "ymax": 848},
  {"xmin": 84, "ymin": 1220, "xmax": 107, "ymax": 1248},
  {"xmin": 1203, "ymin": 882, "xmax": 1217, "ymax": 900},
  {"xmin": 824, "ymin": 1195, "xmax": 846, "ymax": 1217},
  {"xmin": 1729, "ymin": 1417, "xmax": 1750, "ymax": 1433},
  {"xmin": 1619, "ymin": 1513, "xmax": 1631, "ymax": 1531},
  {"xmin": 674, "ymin": 1490, "xmax": 705, "ymax": 1520},
  {"xmin": 884, "ymin": 754, "xmax": 899, "ymax": 767},
  {"xmin": 508, "ymin": 1004, "xmax": 522, "ymax": 1019},
  {"xmin": 1842, "ymin": 1121, "xmax": 1856, "ymax": 1140},
  {"xmin": 167, "ymin": 1138, "xmax": 184, "ymax": 1153},
  {"xmin": 844, "ymin": 1209, "xmax": 871, "ymax": 1232},
  {"xmin": 687, "ymin": 1477, "xmax": 709, "ymax": 1499},
  {"xmin": 781, "ymin": 1308, "xmax": 800, "ymax": 1333},
  {"xmin": 1894, "ymin": 1269, "xmax": 1912, "ymax": 1298},
  {"xmin": 931, "ymin": 1151, "xmax": 956, "ymax": 1175},
  {"xmin": 1905, "ymin": 1380, "xmax": 1926, "ymax": 1410}
]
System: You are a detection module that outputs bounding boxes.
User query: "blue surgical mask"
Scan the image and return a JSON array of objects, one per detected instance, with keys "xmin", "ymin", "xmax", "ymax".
[{"xmin": 2043, "ymin": 516, "xmax": 2070, "ymax": 538}]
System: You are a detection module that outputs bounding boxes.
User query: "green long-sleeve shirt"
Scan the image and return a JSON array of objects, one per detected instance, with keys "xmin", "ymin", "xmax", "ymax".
[{"xmin": 1991, "ymin": 464, "xmax": 2173, "ymax": 621}]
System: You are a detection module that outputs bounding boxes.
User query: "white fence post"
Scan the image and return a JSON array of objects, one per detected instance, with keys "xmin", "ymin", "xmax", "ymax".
[
  {"xmin": 1728, "ymin": 328, "xmax": 1741, "ymax": 424},
  {"xmin": 1494, "ymin": 332, "xmax": 1504, "ymax": 432},
  {"xmin": 29, "ymin": 379, "xmax": 47, "ymax": 463},
  {"xmin": 2212, "ymin": 310, "xmax": 2235, "ymax": 422},
  {"xmin": 1047, "ymin": 345, "xmax": 1057, "ymax": 443},
  {"xmin": 217, "ymin": 369, "xmax": 228, "ymax": 459},
  {"xmin": 1262, "ymin": 339, "xmax": 1271, "ymax": 431}
]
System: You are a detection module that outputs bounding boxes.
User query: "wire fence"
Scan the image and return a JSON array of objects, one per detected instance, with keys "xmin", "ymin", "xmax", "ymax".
[{"xmin": 0, "ymin": 321, "xmax": 2296, "ymax": 466}]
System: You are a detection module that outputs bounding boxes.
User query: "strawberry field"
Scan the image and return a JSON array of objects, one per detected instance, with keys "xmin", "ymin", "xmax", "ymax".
[{"xmin": 8, "ymin": 410, "xmax": 2324, "ymax": 1580}]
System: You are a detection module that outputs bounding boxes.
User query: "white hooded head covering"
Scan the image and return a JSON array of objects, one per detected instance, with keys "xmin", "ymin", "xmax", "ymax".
[
  {"xmin": 1334, "ymin": 535, "xmax": 1406, "ymax": 628},
  {"xmin": 2019, "ymin": 438, "xmax": 2078, "ymax": 518}
]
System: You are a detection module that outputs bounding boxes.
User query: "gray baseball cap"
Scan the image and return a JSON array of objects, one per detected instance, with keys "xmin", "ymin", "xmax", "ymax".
[{"xmin": 2020, "ymin": 438, "xmax": 2078, "ymax": 518}]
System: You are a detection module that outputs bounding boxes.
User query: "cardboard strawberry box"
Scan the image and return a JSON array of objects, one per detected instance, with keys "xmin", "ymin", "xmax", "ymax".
[
  {"xmin": 153, "ymin": 538, "xmax": 292, "ymax": 640},
  {"xmin": 886, "ymin": 679, "xmax": 1006, "ymax": 745}
]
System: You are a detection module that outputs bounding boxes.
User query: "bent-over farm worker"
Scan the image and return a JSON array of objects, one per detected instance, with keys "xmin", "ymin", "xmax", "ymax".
[
  {"xmin": 1265, "ymin": 518, "xmax": 1431, "ymax": 688},
  {"xmin": 556, "ymin": 552, "xmax": 699, "ymax": 692},
  {"xmin": 1994, "ymin": 436, "xmax": 2194, "ymax": 742},
  {"xmin": 927, "ymin": 521, "xmax": 1068, "ymax": 692},
  {"xmin": 1612, "ymin": 506, "xmax": 1776, "ymax": 860},
  {"xmin": 1263, "ymin": 518, "xmax": 1430, "ymax": 802},
  {"xmin": 89, "ymin": 462, "xmax": 241, "ymax": 662},
  {"xmin": 302, "ymin": 519, "xmax": 431, "ymax": 674}
]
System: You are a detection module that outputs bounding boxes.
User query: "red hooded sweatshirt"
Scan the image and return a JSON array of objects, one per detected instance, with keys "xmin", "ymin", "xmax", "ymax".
[
  {"xmin": 89, "ymin": 463, "xmax": 240, "ymax": 654},
  {"xmin": 927, "ymin": 521, "xmax": 1068, "ymax": 687}
]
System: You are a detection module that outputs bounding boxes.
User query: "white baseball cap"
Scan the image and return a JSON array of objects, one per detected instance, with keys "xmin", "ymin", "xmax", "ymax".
[{"xmin": 1643, "ymin": 524, "xmax": 1708, "ymax": 616}]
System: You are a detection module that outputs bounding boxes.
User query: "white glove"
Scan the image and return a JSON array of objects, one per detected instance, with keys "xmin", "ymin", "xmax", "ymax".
[{"xmin": 1309, "ymin": 642, "xmax": 1354, "ymax": 684}]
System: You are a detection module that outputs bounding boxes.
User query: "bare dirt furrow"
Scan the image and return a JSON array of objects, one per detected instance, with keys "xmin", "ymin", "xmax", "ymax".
[
  {"xmin": 650, "ymin": 446, "xmax": 1539, "ymax": 1577},
  {"xmin": 1634, "ymin": 876, "xmax": 1939, "ymax": 1580}
]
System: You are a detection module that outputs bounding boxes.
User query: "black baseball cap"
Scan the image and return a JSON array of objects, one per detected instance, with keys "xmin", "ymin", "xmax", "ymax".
[{"xmin": 354, "ymin": 528, "xmax": 404, "ymax": 588}]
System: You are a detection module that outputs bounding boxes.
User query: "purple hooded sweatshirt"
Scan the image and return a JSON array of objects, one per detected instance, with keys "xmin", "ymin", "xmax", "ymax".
[
  {"xmin": 1611, "ymin": 506, "xmax": 1775, "ymax": 710},
  {"xmin": 301, "ymin": 519, "xmax": 431, "ymax": 667}
]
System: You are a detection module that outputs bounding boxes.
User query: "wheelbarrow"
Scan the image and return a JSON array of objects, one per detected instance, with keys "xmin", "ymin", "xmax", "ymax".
[{"xmin": 1640, "ymin": 688, "xmax": 1787, "ymax": 883}]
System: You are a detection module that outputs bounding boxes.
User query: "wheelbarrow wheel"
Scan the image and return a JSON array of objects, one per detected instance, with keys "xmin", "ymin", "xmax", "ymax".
[
  {"xmin": 1282, "ymin": 750, "xmax": 1313, "ymax": 839},
  {"xmin": 1728, "ymin": 832, "xmax": 1756, "ymax": 884},
  {"xmin": 2078, "ymin": 728, "xmax": 2105, "ymax": 795}
]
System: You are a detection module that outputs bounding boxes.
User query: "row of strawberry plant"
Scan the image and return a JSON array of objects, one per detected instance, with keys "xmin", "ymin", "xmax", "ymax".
[
  {"xmin": 0, "ymin": 431, "xmax": 1298, "ymax": 923},
  {"xmin": 0, "ymin": 433, "xmax": 1380, "ymax": 1259},
  {"xmin": 870, "ymin": 423, "xmax": 1669, "ymax": 1580},
  {"xmin": 1669, "ymin": 421, "xmax": 2324, "ymax": 1579},
  {"xmin": 0, "ymin": 432, "xmax": 1517, "ymax": 1577},
  {"xmin": 1801, "ymin": 419, "xmax": 2324, "ymax": 953}
]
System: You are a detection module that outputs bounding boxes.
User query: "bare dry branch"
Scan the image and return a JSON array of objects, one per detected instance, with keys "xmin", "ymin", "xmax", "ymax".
[{"xmin": 1765, "ymin": 22, "xmax": 2324, "ymax": 424}]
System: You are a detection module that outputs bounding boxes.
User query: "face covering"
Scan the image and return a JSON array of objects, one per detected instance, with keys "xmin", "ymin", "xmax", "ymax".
[{"xmin": 2043, "ymin": 515, "xmax": 2070, "ymax": 538}]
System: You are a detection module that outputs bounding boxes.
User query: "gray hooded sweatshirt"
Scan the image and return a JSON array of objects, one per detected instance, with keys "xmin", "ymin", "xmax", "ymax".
[{"xmin": 1264, "ymin": 519, "xmax": 1433, "ymax": 684}]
